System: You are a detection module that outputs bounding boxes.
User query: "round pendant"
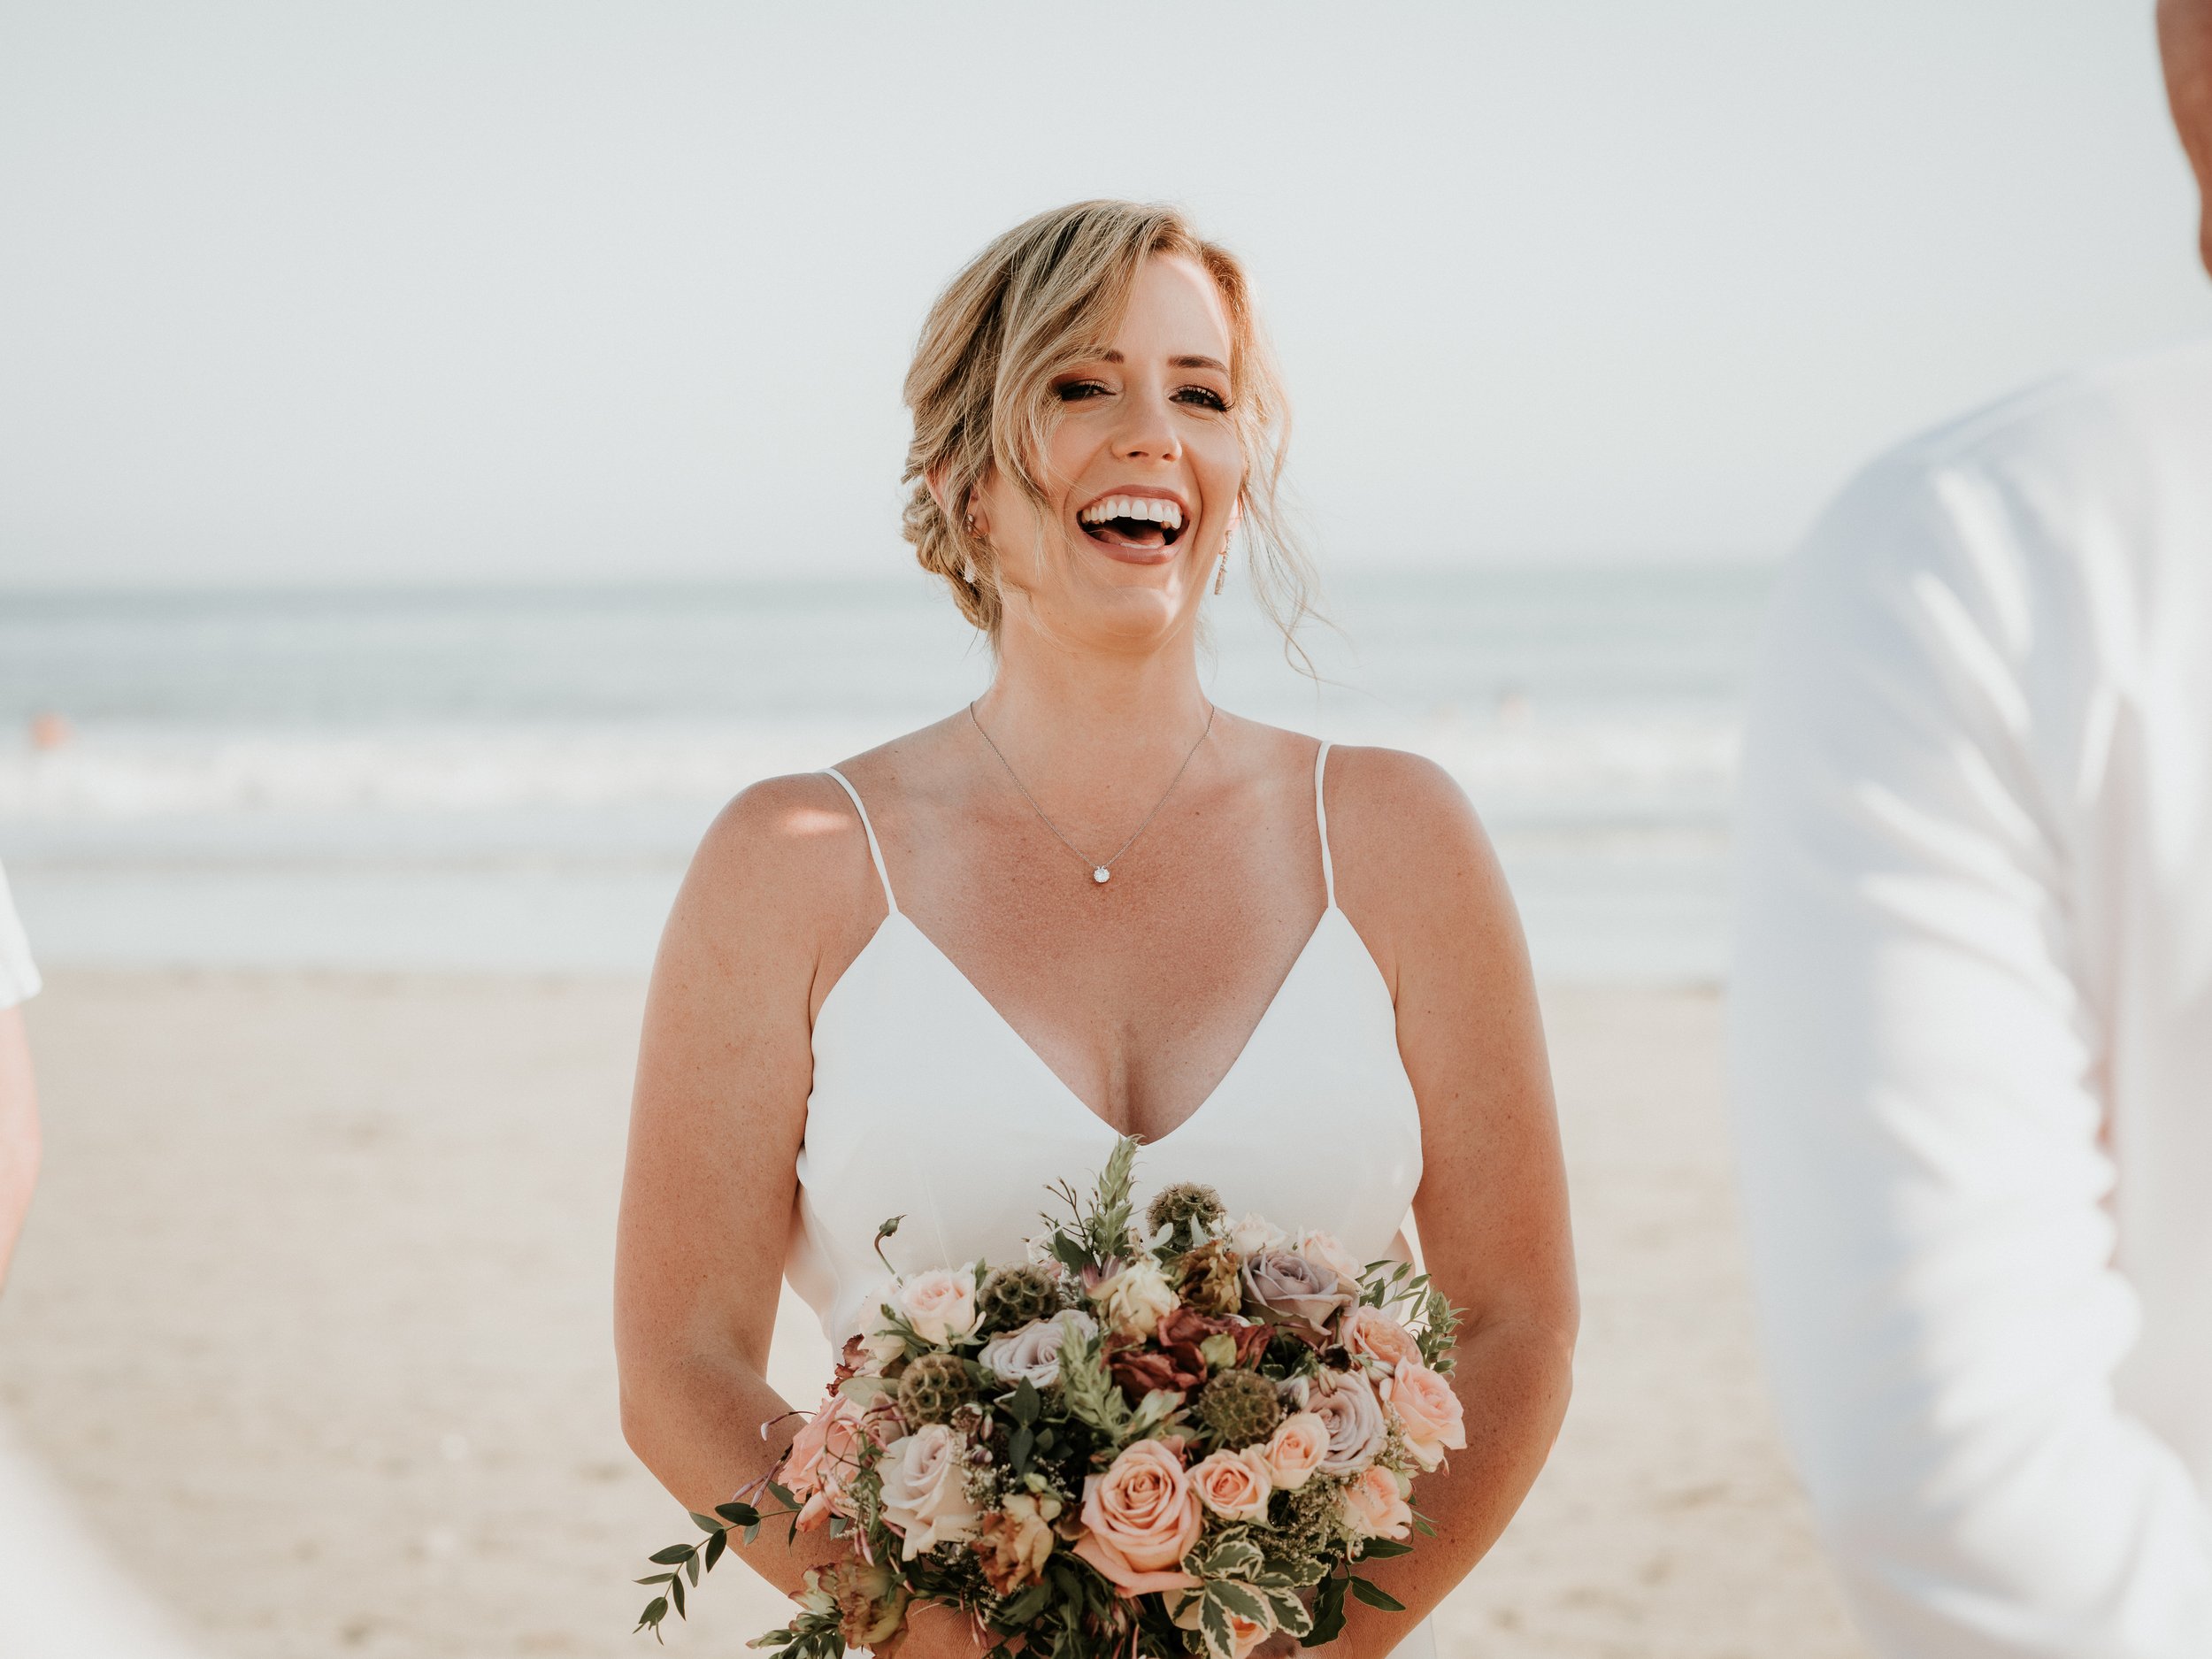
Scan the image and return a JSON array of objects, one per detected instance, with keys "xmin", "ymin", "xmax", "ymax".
[{"xmin": 1092, "ymin": 866, "xmax": 1111, "ymax": 885}]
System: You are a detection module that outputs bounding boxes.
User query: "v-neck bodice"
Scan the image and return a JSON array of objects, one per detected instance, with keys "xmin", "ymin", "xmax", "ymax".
[{"xmin": 787, "ymin": 742, "xmax": 1425, "ymax": 1348}]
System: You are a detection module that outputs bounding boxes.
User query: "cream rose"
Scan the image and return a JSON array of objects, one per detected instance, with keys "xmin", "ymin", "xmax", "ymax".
[
  {"xmin": 877, "ymin": 1424, "xmax": 982, "ymax": 1558},
  {"xmin": 1308, "ymin": 1367, "xmax": 1388, "ymax": 1476},
  {"xmin": 1259, "ymin": 1409, "xmax": 1329, "ymax": 1490},
  {"xmin": 1188, "ymin": 1447, "xmax": 1274, "ymax": 1521},
  {"xmin": 1093, "ymin": 1257, "xmax": 1178, "ymax": 1340},
  {"xmin": 979, "ymin": 1310, "xmax": 1097, "ymax": 1388},
  {"xmin": 1386, "ymin": 1360, "xmax": 1467, "ymax": 1471},
  {"xmin": 1226, "ymin": 1212, "xmax": 1287, "ymax": 1257},
  {"xmin": 1071, "ymin": 1438, "xmax": 1202, "ymax": 1595},
  {"xmin": 896, "ymin": 1266, "xmax": 978, "ymax": 1347},
  {"xmin": 1295, "ymin": 1229, "xmax": 1366, "ymax": 1286},
  {"xmin": 1340, "ymin": 1306, "xmax": 1422, "ymax": 1377},
  {"xmin": 1340, "ymin": 1463, "xmax": 1412, "ymax": 1541}
]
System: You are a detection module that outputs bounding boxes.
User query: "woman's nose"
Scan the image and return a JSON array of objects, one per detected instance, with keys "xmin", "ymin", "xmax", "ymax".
[{"xmin": 1111, "ymin": 384, "xmax": 1182, "ymax": 463}]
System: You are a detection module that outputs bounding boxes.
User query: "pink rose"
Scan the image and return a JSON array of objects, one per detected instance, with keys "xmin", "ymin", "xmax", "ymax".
[
  {"xmin": 1307, "ymin": 1368, "xmax": 1388, "ymax": 1476},
  {"xmin": 1188, "ymin": 1447, "xmax": 1273, "ymax": 1521},
  {"xmin": 1295, "ymin": 1229, "xmax": 1367, "ymax": 1287},
  {"xmin": 1072, "ymin": 1438, "xmax": 1202, "ymax": 1596},
  {"xmin": 1340, "ymin": 1306, "xmax": 1422, "ymax": 1377},
  {"xmin": 896, "ymin": 1267, "xmax": 978, "ymax": 1346},
  {"xmin": 1259, "ymin": 1409, "xmax": 1328, "ymax": 1491},
  {"xmin": 782, "ymin": 1389, "xmax": 869, "ymax": 1530},
  {"xmin": 1385, "ymin": 1361, "xmax": 1467, "ymax": 1471},
  {"xmin": 1225, "ymin": 1609, "xmax": 1272, "ymax": 1658},
  {"xmin": 1340, "ymin": 1463, "xmax": 1412, "ymax": 1541}
]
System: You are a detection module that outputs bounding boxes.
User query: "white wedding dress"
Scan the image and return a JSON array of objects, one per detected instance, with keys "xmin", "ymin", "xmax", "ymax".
[{"xmin": 788, "ymin": 742, "xmax": 1438, "ymax": 1659}]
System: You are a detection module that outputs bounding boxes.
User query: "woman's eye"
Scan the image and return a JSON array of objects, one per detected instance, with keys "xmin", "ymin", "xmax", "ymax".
[
  {"xmin": 1056, "ymin": 380, "xmax": 1110, "ymax": 402},
  {"xmin": 1174, "ymin": 386, "xmax": 1230, "ymax": 411}
]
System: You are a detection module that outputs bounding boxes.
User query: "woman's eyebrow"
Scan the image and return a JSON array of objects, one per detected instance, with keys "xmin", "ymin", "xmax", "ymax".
[{"xmin": 1093, "ymin": 349, "xmax": 1231, "ymax": 373}]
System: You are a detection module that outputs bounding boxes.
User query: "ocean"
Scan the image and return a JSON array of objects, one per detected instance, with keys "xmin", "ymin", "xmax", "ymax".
[{"xmin": 0, "ymin": 565, "xmax": 1768, "ymax": 981}]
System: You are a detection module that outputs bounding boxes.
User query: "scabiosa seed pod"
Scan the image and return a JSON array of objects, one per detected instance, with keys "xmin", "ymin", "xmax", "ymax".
[
  {"xmin": 1146, "ymin": 1182, "xmax": 1228, "ymax": 1250},
  {"xmin": 1175, "ymin": 1237, "xmax": 1244, "ymax": 1317},
  {"xmin": 1195, "ymin": 1367, "xmax": 1283, "ymax": 1449},
  {"xmin": 974, "ymin": 1263, "xmax": 1062, "ymax": 1333},
  {"xmin": 896, "ymin": 1351, "xmax": 973, "ymax": 1425}
]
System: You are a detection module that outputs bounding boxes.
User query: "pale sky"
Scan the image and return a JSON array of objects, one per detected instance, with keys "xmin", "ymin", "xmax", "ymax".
[{"xmin": 2, "ymin": 1, "xmax": 2207, "ymax": 588}]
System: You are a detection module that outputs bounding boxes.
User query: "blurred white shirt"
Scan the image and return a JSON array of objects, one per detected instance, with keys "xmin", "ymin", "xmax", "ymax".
[
  {"xmin": 0, "ymin": 856, "xmax": 37, "ymax": 1010},
  {"xmin": 1732, "ymin": 336, "xmax": 2212, "ymax": 1658}
]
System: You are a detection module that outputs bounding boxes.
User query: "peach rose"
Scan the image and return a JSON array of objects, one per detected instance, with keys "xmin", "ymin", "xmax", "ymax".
[
  {"xmin": 1225, "ymin": 1610, "xmax": 1273, "ymax": 1658},
  {"xmin": 1188, "ymin": 1447, "xmax": 1274, "ymax": 1521},
  {"xmin": 1385, "ymin": 1360, "xmax": 1467, "ymax": 1471},
  {"xmin": 783, "ymin": 1389, "xmax": 869, "ymax": 1529},
  {"xmin": 1340, "ymin": 1463, "xmax": 1412, "ymax": 1541},
  {"xmin": 877, "ymin": 1424, "xmax": 982, "ymax": 1558},
  {"xmin": 1072, "ymin": 1438, "xmax": 1202, "ymax": 1595},
  {"xmin": 1259, "ymin": 1409, "xmax": 1329, "ymax": 1490},
  {"xmin": 896, "ymin": 1266, "xmax": 978, "ymax": 1346},
  {"xmin": 1340, "ymin": 1306, "xmax": 1422, "ymax": 1377},
  {"xmin": 1295, "ymin": 1229, "xmax": 1367, "ymax": 1287}
]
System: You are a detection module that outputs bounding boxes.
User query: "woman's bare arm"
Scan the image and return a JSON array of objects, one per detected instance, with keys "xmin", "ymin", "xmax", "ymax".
[
  {"xmin": 1323, "ymin": 747, "xmax": 1578, "ymax": 1658},
  {"xmin": 615, "ymin": 775, "xmax": 873, "ymax": 1597}
]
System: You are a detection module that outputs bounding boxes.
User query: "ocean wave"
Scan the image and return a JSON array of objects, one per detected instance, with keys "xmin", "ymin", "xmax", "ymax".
[{"xmin": 0, "ymin": 712, "xmax": 1740, "ymax": 822}]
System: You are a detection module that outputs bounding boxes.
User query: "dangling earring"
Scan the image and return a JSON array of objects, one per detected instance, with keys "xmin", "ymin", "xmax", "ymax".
[{"xmin": 1212, "ymin": 549, "xmax": 1229, "ymax": 595}]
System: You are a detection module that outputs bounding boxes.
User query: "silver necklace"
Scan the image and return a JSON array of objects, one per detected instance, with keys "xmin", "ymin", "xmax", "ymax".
[{"xmin": 968, "ymin": 700, "xmax": 1217, "ymax": 885}]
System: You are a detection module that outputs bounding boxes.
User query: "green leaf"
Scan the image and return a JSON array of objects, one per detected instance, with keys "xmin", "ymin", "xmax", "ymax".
[
  {"xmin": 637, "ymin": 1596, "xmax": 669, "ymax": 1630},
  {"xmin": 1306, "ymin": 1573, "xmax": 1349, "ymax": 1647},
  {"xmin": 1411, "ymin": 1512, "xmax": 1438, "ymax": 1538},
  {"xmin": 1348, "ymin": 1576, "xmax": 1405, "ymax": 1612},
  {"xmin": 765, "ymin": 1481, "xmax": 801, "ymax": 1512},
  {"xmin": 998, "ymin": 1581, "xmax": 1051, "ymax": 1625},
  {"xmin": 690, "ymin": 1510, "xmax": 724, "ymax": 1533},
  {"xmin": 649, "ymin": 1544, "xmax": 695, "ymax": 1564},
  {"xmin": 1207, "ymin": 1580, "xmax": 1270, "ymax": 1624},
  {"xmin": 1198, "ymin": 1535, "xmax": 1263, "ymax": 1578},
  {"xmin": 669, "ymin": 1571, "xmax": 687, "ymax": 1619},
  {"xmin": 1198, "ymin": 1591, "xmax": 1236, "ymax": 1659},
  {"xmin": 1010, "ymin": 1377, "xmax": 1041, "ymax": 1425},
  {"xmin": 716, "ymin": 1501, "xmax": 761, "ymax": 1526},
  {"xmin": 1258, "ymin": 1583, "xmax": 1312, "ymax": 1637},
  {"xmin": 685, "ymin": 1553, "xmax": 701, "ymax": 1586},
  {"xmin": 1356, "ymin": 1537, "xmax": 1413, "ymax": 1559},
  {"xmin": 1009, "ymin": 1423, "xmax": 1034, "ymax": 1475},
  {"xmin": 703, "ymin": 1529, "xmax": 727, "ymax": 1571}
]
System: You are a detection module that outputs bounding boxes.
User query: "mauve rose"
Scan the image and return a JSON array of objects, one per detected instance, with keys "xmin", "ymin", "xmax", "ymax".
[
  {"xmin": 1340, "ymin": 1463, "xmax": 1412, "ymax": 1541},
  {"xmin": 1340, "ymin": 1306, "xmax": 1423, "ymax": 1377},
  {"xmin": 877, "ymin": 1424, "xmax": 982, "ymax": 1558},
  {"xmin": 1259, "ymin": 1409, "xmax": 1329, "ymax": 1490},
  {"xmin": 1072, "ymin": 1438, "xmax": 1202, "ymax": 1596},
  {"xmin": 1188, "ymin": 1447, "xmax": 1274, "ymax": 1521},
  {"xmin": 897, "ymin": 1267, "xmax": 978, "ymax": 1346},
  {"xmin": 980, "ymin": 1310, "xmax": 1096, "ymax": 1388},
  {"xmin": 1386, "ymin": 1360, "xmax": 1468, "ymax": 1471},
  {"xmin": 1307, "ymin": 1367, "xmax": 1388, "ymax": 1475},
  {"xmin": 1241, "ymin": 1249, "xmax": 1356, "ymax": 1331}
]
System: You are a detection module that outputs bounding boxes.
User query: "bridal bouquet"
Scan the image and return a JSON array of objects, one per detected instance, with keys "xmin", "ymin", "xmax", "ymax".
[{"xmin": 634, "ymin": 1139, "xmax": 1464, "ymax": 1659}]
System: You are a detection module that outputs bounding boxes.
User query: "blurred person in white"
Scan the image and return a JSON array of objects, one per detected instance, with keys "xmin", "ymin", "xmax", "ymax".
[
  {"xmin": 1731, "ymin": 4, "xmax": 2212, "ymax": 1655},
  {"xmin": 0, "ymin": 857, "xmax": 200, "ymax": 1656}
]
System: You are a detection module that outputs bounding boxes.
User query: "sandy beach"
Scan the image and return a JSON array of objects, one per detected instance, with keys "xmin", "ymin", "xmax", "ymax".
[{"xmin": 0, "ymin": 971, "xmax": 1864, "ymax": 1658}]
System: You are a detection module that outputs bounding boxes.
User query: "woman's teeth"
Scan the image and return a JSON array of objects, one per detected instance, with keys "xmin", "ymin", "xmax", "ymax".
[{"xmin": 1079, "ymin": 496, "xmax": 1184, "ymax": 530}]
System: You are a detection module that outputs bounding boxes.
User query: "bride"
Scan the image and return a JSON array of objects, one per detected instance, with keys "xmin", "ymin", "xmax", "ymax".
[{"xmin": 614, "ymin": 200, "xmax": 1576, "ymax": 1658}]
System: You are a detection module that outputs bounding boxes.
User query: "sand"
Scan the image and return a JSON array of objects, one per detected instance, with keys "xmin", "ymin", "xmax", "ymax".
[{"xmin": 0, "ymin": 972, "xmax": 1864, "ymax": 1659}]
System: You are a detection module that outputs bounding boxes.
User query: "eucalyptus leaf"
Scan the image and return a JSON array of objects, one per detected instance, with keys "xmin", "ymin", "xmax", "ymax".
[
  {"xmin": 1348, "ymin": 1576, "xmax": 1405, "ymax": 1612},
  {"xmin": 649, "ymin": 1544, "xmax": 695, "ymax": 1564}
]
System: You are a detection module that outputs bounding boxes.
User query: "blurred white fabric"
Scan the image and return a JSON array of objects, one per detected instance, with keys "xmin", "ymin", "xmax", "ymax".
[
  {"xmin": 0, "ymin": 857, "xmax": 38, "ymax": 1009},
  {"xmin": 1732, "ymin": 337, "xmax": 2212, "ymax": 1656},
  {"xmin": 1, "ymin": 860, "xmax": 199, "ymax": 1657}
]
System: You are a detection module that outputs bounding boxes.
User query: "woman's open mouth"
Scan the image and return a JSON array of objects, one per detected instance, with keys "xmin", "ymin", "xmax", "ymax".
[{"xmin": 1077, "ymin": 493, "xmax": 1187, "ymax": 551}]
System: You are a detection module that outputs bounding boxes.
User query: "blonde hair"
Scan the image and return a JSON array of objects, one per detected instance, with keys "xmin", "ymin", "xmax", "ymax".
[{"xmin": 900, "ymin": 200, "xmax": 1317, "ymax": 664}]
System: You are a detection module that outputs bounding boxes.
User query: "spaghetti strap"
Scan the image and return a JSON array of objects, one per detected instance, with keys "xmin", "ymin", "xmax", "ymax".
[
  {"xmin": 821, "ymin": 769, "xmax": 900, "ymax": 915},
  {"xmin": 1313, "ymin": 741, "xmax": 1336, "ymax": 907}
]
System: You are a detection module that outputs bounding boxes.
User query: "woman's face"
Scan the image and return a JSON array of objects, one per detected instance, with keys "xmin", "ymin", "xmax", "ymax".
[{"xmin": 973, "ymin": 253, "xmax": 1245, "ymax": 652}]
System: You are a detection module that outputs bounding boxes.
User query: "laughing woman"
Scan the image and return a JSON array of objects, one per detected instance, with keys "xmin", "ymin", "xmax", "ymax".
[{"xmin": 614, "ymin": 201, "xmax": 1577, "ymax": 1659}]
